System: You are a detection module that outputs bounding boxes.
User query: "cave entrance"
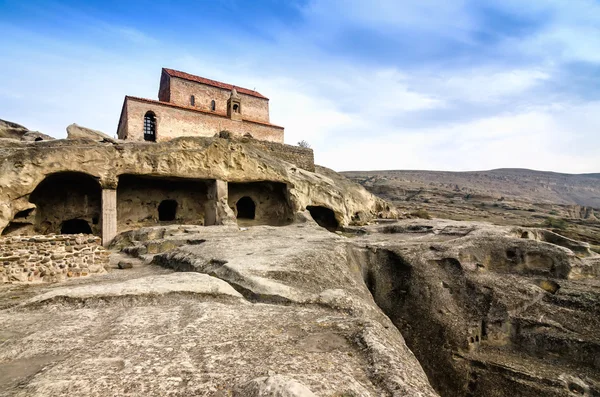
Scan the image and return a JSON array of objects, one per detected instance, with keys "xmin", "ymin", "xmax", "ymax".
[
  {"xmin": 236, "ymin": 196, "xmax": 256, "ymax": 219},
  {"xmin": 158, "ymin": 199, "xmax": 178, "ymax": 221},
  {"xmin": 61, "ymin": 219, "xmax": 93, "ymax": 234},
  {"xmin": 116, "ymin": 175, "xmax": 212, "ymax": 232},
  {"xmin": 307, "ymin": 205, "xmax": 339, "ymax": 232},
  {"xmin": 227, "ymin": 181, "xmax": 293, "ymax": 226},
  {"xmin": 29, "ymin": 172, "xmax": 101, "ymax": 235}
]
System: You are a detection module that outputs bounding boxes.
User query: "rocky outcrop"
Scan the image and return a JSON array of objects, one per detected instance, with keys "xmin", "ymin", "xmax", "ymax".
[
  {"xmin": 0, "ymin": 222, "xmax": 438, "ymax": 396},
  {"xmin": 351, "ymin": 220, "xmax": 600, "ymax": 397},
  {"xmin": 0, "ymin": 119, "xmax": 29, "ymax": 140},
  {"xmin": 0, "ymin": 119, "xmax": 54, "ymax": 142},
  {"xmin": 66, "ymin": 123, "xmax": 117, "ymax": 144},
  {"xmin": 0, "ymin": 136, "xmax": 395, "ymax": 235},
  {"xmin": 1, "ymin": 219, "xmax": 599, "ymax": 396}
]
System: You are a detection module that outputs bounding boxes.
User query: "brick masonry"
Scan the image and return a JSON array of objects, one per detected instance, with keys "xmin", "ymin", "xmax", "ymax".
[
  {"xmin": 167, "ymin": 77, "xmax": 270, "ymax": 123},
  {"xmin": 0, "ymin": 234, "xmax": 108, "ymax": 283},
  {"xmin": 118, "ymin": 97, "xmax": 284, "ymax": 143}
]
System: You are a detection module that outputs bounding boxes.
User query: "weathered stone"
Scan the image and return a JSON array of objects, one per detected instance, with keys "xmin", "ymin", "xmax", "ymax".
[
  {"xmin": 66, "ymin": 123, "xmax": 117, "ymax": 144},
  {"xmin": 117, "ymin": 261, "xmax": 133, "ymax": 269},
  {"xmin": 234, "ymin": 375, "xmax": 316, "ymax": 397}
]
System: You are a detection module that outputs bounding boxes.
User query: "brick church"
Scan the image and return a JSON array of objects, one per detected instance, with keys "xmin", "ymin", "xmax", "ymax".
[{"xmin": 117, "ymin": 68, "xmax": 284, "ymax": 143}]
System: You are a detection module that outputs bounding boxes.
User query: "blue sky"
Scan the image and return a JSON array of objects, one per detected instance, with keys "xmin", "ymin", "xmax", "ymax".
[{"xmin": 1, "ymin": 0, "xmax": 599, "ymax": 172}]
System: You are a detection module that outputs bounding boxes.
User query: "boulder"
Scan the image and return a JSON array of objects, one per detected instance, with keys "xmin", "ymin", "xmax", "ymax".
[
  {"xmin": 0, "ymin": 119, "xmax": 28, "ymax": 139},
  {"xmin": 0, "ymin": 119, "xmax": 54, "ymax": 141},
  {"xmin": 66, "ymin": 123, "xmax": 117, "ymax": 143}
]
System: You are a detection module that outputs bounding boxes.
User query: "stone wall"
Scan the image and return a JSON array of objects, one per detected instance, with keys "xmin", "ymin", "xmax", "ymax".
[
  {"xmin": 167, "ymin": 77, "xmax": 270, "ymax": 123},
  {"xmin": 247, "ymin": 139, "xmax": 315, "ymax": 172},
  {"xmin": 0, "ymin": 234, "xmax": 108, "ymax": 283},
  {"xmin": 120, "ymin": 97, "xmax": 283, "ymax": 143}
]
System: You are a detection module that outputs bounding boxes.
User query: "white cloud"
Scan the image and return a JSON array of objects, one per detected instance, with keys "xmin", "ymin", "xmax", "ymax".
[
  {"xmin": 1, "ymin": 0, "xmax": 599, "ymax": 174},
  {"xmin": 318, "ymin": 103, "xmax": 600, "ymax": 173},
  {"xmin": 438, "ymin": 68, "xmax": 551, "ymax": 103}
]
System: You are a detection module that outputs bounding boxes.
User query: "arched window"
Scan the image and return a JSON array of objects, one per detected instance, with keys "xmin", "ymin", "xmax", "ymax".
[
  {"xmin": 210, "ymin": 100, "xmax": 216, "ymax": 111},
  {"xmin": 143, "ymin": 111, "xmax": 156, "ymax": 142},
  {"xmin": 190, "ymin": 95, "xmax": 195, "ymax": 106},
  {"xmin": 233, "ymin": 103, "xmax": 239, "ymax": 113}
]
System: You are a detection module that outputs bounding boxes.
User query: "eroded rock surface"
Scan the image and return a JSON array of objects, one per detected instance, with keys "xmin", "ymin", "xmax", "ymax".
[
  {"xmin": 1, "ymin": 219, "xmax": 599, "ymax": 396},
  {"xmin": 0, "ymin": 136, "xmax": 394, "ymax": 236},
  {"xmin": 0, "ymin": 222, "xmax": 437, "ymax": 397},
  {"xmin": 351, "ymin": 220, "xmax": 600, "ymax": 397}
]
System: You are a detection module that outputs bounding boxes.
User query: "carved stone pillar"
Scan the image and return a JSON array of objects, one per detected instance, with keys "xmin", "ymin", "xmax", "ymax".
[{"xmin": 101, "ymin": 189, "xmax": 117, "ymax": 246}]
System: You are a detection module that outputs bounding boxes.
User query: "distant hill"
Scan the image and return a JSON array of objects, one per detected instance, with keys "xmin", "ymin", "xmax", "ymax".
[{"xmin": 342, "ymin": 168, "xmax": 600, "ymax": 208}]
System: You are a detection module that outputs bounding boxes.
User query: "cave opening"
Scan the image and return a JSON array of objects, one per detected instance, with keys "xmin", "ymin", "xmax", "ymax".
[
  {"xmin": 29, "ymin": 172, "xmax": 101, "ymax": 235},
  {"xmin": 236, "ymin": 196, "xmax": 256, "ymax": 219},
  {"xmin": 60, "ymin": 219, "xmax": 93, "ymax": 234},
  {"xmin": 158, "ymin": 199, "xmax": 178, "ymax": 221},
  {"xmin": 227, "ymin": 181, "xmax": 293, "ymax": 226},
  {"xmin": 116, "ymin": 175, "xmax": 212, "ymax": 231},
  {"xmin": 307, "ymin": 205, "xmax": 339, "ymax": 231}
]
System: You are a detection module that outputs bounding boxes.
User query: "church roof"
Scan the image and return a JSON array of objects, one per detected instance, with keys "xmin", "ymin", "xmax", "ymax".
[{"xmin": 163, "ymin": 68, "xmax": 269, "ymax": 100}]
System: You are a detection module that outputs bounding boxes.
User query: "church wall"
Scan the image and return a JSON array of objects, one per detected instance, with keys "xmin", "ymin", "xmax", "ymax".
[
  {"xmin": 123, "ymin": 98, "xmax": 284, "ymax": 143},
  {"xmin": 168, "ymin": 77, "xmax": 270, "ymax": 123}
]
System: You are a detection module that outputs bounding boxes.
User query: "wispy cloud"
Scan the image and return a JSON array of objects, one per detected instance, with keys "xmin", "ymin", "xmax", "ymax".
[{"xmin": 0, "ymin": 0, "xmax": 598, "ymax": 172}]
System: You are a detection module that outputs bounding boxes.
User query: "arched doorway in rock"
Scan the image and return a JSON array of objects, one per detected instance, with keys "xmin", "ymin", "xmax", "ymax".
[
  {"xmin": 307, "ymin": 205, "xmax": 339, "ymax": 232},
  {"xmin": 158, "ymin": 199, "xmax": 178, "ymax": 221},
  {"xmin": 29, "ymin": 172, "xmax": 101, "ymax": 235},
  {"xmin": 236, "ymin": 196, "xmax": 256, "ymax": 219},
  {"xmin": 227, "ymin": 182, "xmax": 293, "ymax": 226},
  {"xmin": 61, "ymin": 219, "xmax": 93, "ymax": 234}
]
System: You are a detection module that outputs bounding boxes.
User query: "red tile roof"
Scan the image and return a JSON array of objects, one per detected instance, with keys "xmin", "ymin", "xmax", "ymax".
[
  {"xmin": 124, "ymin": 96, "xmax": 284, "ymax": 129},
  {"xmin": 163, "ymin": 68, "xmax": 269, "ymax": 100}
]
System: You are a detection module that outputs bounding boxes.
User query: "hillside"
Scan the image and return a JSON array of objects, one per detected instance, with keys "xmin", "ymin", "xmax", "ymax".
[
  {"xmin": 342, "ymin": 168, "xmax": 600, "ymax": 208},
  {"xmin": 342, "ymin": 168, "xmax": 600, "ymax": 249}
]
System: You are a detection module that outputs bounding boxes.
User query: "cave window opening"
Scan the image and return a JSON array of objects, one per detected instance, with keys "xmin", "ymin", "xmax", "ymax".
[
  {"xmin": 158, "ymin": 199, "xmax": 177, "ymax": 221},
  {"xmin": 61, "ymin": 219, "xmax": 92, "ymax": 235},
  {"xmin": 15, "ymin": 208, "xmax": 34, "ymax": 219},
  {"xmin": 236, "ymin": 196, "xmax": 256, "ymax": 219},
  {"xmin": 307, "ymin": 205, "xmax": 339, "ymax": 232},
  {"xmin": 34, "ymin": 137, "xmax": 43, "ymax": 142},
  {"xmin": 143, "ymin": 111, "xmax": 156, "ymax": 142}
]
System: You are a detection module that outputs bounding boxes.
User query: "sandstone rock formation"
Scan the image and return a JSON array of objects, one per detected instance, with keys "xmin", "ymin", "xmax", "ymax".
[
  {"xmin": 66, "ymin": 123, "xmax": 117, "ymax": 144},
  {"xmin": 1, "ymin": 122, "xmax": 599, "ymax": 397},
  {"xmin": 0, "ymin": 119, "xmax": 28, "ymax": 140},
  {"xmin": 1, "ymin": 219, "xmax": 598, "ymax": 396},
  {"xmin": 0, "ymin": 119, "xmax": 54, "ymax": 142},
  {"xmin": 0, "ymin": 135, "xmax": 394, "ymax": 238}
]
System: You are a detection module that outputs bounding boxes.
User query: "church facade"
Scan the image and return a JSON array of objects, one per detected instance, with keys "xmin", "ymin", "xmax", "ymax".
[{"xmin": 117, "ymin": 68, "xmax": 284, "ymax": 143}]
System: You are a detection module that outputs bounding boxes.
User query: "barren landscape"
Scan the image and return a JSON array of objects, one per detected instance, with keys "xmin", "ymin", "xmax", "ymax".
[{"xmin": 343, "ymin": 169, "xmax": 600, "ymax": 253}]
